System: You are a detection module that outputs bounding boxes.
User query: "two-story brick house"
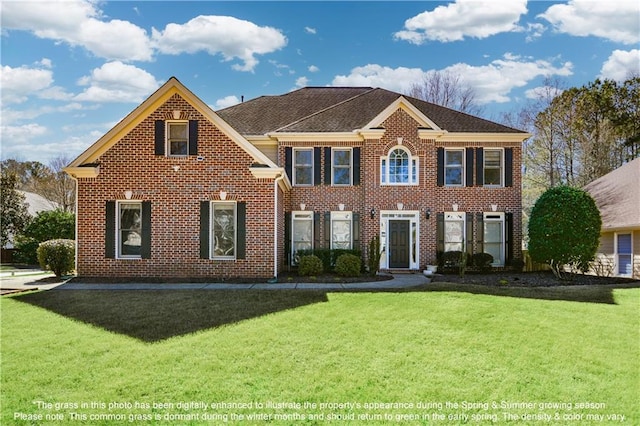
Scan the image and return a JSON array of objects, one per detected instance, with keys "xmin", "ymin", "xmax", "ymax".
[{"xmin": 65, "ymin": 77, "xmax": 529, "ymax": 279}]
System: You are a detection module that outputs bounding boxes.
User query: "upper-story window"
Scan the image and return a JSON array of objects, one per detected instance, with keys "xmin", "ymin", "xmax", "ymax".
[
  {"xmin": 445, "ymin": 149, "xmax": 464, "ymax": 186},
  {"xmin": 167, "ymin": 121, "xmax": 188, "ymax": 156},
  {"xmin": 293, "ymin": 148, "xmax": 313, "ymax": 186},
  {"xmin": 381, "ymin": 146, "xmax": 418, "ymax": 185},
  {"xmin": 484, "ymin": 149, "xmax": 503, "ymax": 186},
  {"xmin": 332, "ymin": 148, "xmax": 352, "ymax": 186}
]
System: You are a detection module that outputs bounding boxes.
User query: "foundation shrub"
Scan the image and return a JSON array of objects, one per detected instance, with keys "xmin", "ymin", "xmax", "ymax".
[
  {"xmin": 335, "ymin": 254, "xmax": 362, "ymax": 277},
  {"xmin": 37, "ymin": 239, "xmax": 75, "ymax": 278},
  {"xmin": 298, "ymin": 255, "xmax": 323, "ymax": 276}
]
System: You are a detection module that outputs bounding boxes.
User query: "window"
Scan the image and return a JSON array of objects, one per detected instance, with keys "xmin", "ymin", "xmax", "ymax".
[
  {"xmin": 291, "ymin": 212, "xmax": 313, "ymax": 264},
  {"xmin": 616, "ymin": 233, "xmax": 632, "ymax": 276},
  {"xmin": 332, "ymin": 148, "xmax": 352, "ymax": 185},
  {"xmin": 211, "ymin": 202, "xmax": 236, "ymax": 259},
  {"xmin": 118, "ymin": 202, "xmax": 142, "ymax": 258},
  {"xmin": 331, "ymin": 211, "xmax": 352, "ymax": 249},
  {"xmin": 484, "ymin": 149, "xmax": 503, "ymax": 186},
  {"xmin": 381, "ymin": 147, "xmax": 418, "ymax": 185},
  {"xmin": 167, "ymin": 121, "xmax": 188, "ymax": 156},
  {"xmin": 293, "ymin": 148, "xmax": 313, "ymax": 186},
  {"xmin": 444, "ymin": 212, "xmax": 465, "ymax": 252},
  {"xmin": 445, "ymin": 149, "xmax": 464, "ymax": 186},
  {"xmin": 484, "ymin": 213, "xmax": 505, "ymax": 266}
]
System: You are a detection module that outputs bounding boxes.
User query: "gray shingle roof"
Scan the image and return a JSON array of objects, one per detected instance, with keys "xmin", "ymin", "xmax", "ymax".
[
  {"xmin": 217, "ymin": 86, "xmax": 526, "ymax": 134},
  {"xmin": 584, "ymin": 157, "xmax": 640, "ymax": 230}
]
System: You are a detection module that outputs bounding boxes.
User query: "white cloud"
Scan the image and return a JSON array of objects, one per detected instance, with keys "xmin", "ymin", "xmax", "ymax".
[
  {"xmin": 0, "ymin": 65, "xmax": 53, "ymax": 104},
  {"xmin": 331, "ymin": 55, "xmax": 573, "ymax": 104},
  {"xmin": 305, "ymin": 26, "xmax": 317, "ymax": 35},
  {"xmin": 74, "ymin": 62, "xmax": 160, "ymax": 103},
  {"xmin": 214, "ymin": 95, "xmax": 241, "ymax": 110},
  {"xmin": 0, "ymin": 132, "xmax": 94, "ymax": 164},
  {"xmin": 151, "ymin": 15, "xmax": 287, "ymax": 72},
  {"xmin": 294, "ymin": 77, "xmax": 310, "ymax": 88},
  {"xmin": 599, "ymin": 49, "xmax": 640, "ymax": 81},
  {"xmin": 0, "ymin": 123, "xmax": 49, "ymax": 156},
  {"xmin": 308, "ymin": 65, "xmax": 320, "ymax": 73},
  {"xmin": 394, "ymin": 0, "xmax": 528, "ymax": 44},
  {"xmin": 539, "ymin": 0, "xmax": 640, "ymax": 44},
  {"xmin": 1, "ymin": 0, "xmax": 153, "ymax": 61},
  {"xmin": 332, "ymin": 65, "xmax": 428, "ymax": 93}
]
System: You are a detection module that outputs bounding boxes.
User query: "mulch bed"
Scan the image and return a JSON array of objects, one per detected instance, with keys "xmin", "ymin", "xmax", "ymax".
[{"xmin": 432, "ymin": 271, "xmax": 639, "ymax": 287}]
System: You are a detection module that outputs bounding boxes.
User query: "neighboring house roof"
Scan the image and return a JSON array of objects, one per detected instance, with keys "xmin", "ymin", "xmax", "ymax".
[
  {"xmin": 584, "ymin": 157, "xmax": 640, "ymax": 231},
  {"xmin": 20, "ymin": 191, "xmax": 58, "ymax": 216},
  {"xmin": 217, "ymin": 86, "xmax": 527, "ymax": 135}
]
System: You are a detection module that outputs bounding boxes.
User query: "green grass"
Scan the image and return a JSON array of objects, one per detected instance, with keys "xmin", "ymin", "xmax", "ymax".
[{"xmin": 1, "ymin": 286, "xmax": 638, "ymax": 425}]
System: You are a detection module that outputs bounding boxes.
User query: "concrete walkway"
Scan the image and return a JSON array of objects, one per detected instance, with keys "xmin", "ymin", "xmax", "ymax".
[{"xmin": 1, "ymin": 270, "xmax": 430, "ymax": 293}]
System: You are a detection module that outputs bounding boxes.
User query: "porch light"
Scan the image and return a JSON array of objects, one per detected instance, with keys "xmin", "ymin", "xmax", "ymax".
[
  {"xmin": 370, "ymin": 208, "xmax": 376, "ymax": 219},
  {"xmin": 425, "ymin": 208, "xmax": 431, "ymax": 220}
]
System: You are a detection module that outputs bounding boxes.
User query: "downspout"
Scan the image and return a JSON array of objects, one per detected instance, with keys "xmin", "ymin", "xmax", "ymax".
[
  {"xmin": 68, "ymin": 173, "xmax": 79, "ymax": 275},
  {"xmin": 272, "ymin": 172, "xmax": 286, "ymax": 281}
]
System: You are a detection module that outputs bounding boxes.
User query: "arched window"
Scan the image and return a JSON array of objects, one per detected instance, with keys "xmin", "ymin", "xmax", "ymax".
[{"xmin": 381, "ymin": 146, "xmax": 418, "ymax": 185}]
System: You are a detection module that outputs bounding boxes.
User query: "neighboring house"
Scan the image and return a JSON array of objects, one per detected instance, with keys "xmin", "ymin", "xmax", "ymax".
[
  {"xmin": 64, "ymin": 77, "xmax": 529, "ymax": 279},
  {"xmin": 584, "ymin": 157, "xmax": 640, "ymax": 279}
]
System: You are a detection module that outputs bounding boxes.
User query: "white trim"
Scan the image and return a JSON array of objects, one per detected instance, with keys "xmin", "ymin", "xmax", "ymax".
[
  {"xmin": 363, "ymin": 97, "xmax": 441, "ymax": 131},
  {"xmin": 116, "ymin": 200, "xmax": 143, "ymax": 260},
  {"xmin": 380, "ymin": 145, "xmax": 419, "ymax": 186},
  {"xmin": 444, "ymin": 212, "xmax": 466, "ymax": 253},
  {"xmin": 166, "ymin": 120, "xmax": 189, "ymax": 157},
  {"xmin": 330, "ymin": 211, "xmax": 353, "ymax": 250},
  {"xmin": 268, "ymin": 131, "xmax": 362, "ymax": 142},
  {"xmin": 292, "ymin": 147, "xmax": 314, "ymax": 186},
  {"xmin": 331, "ymin": 147, "xmax": 353, "ymax": 186},
  {"xmin": 291, "ymin": 210, "xmax": 314, "ymax": 265},
  {"xmin": 483, "ymin": 212, "xmax": 505, "ymax": 266},
  {"xmin": 438, "ymin": 132, "xmax": 531, "ymax": 143},
  {"xmin": 483, "ymin": 148, "xmax": 505, "ymax": 188},
  {"xmin": 444, "ymin": 148, "xmax": 465, "ymax": 187}
]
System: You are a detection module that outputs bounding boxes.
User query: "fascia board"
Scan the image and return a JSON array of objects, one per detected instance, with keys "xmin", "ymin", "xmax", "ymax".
[{"xmin": 363, "ymin": 97, "xmax": 442, "ymax": 131}]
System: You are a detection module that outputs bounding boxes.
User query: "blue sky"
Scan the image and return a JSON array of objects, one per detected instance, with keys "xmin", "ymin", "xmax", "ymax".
[{"xmin": 1, "ymin": 0, "xmax": 639, "ymax": 165}]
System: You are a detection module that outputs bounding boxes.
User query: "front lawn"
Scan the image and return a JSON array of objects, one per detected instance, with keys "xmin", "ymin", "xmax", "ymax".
[{"xmin": 1, "ymin": 286, "xmax": 638, "ymax": 424}]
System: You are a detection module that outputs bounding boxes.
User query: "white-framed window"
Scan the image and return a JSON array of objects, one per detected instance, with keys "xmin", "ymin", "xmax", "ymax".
[
  {"xmin": 381, "ymin": 146, "xmax": 418, "ymax": 185},
  {"xmin": 292, "ymin": 211, "xmax": 313, "ymax": 265},
  {"xmin": 117, "ymin": 201, "xmax": 142, "ymax": 259},
  {"xmin": 445, "ymin": 149, "xmax": 464, "ymax": 186},
  {"xmin": 484, "ymin": 212, "xmax": 505, "ymax": 266},
  {"xmin": 293, "ymin": 148, "xmax": 313, "ymax": 186},
  {"xmin": 331, "ymin": 211, "xmax": 352, "ymax": 249},
  {"xmin": 211, "ymin": 202, "xmax": 237, "ymax": 260},
  {"xmin": 444, "ymin": 212, "xmax": 465, "ymax": 252},
  {"xmin": 484, "ymin": 149, "xmax": 503, "ymax": 186},
  {"xmin": 332, "ymin": 148, "xmax": 352, "ymax": 186},
  {"xmin": 616, "ymin": 233, "xmax": 633, "ymax": 276},
  {"xmin": 167, "ymin": 121, "xmax": 188, "ymax": 157}
]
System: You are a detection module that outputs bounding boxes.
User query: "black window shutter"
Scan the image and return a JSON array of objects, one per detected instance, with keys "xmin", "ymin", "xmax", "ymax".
[
  {"xmin": 324, "ymin": 212, "xmax": 331, "ymax": 248},
  {"xmin": 466, "ymin": 213, "xmax": 473, "ymax": 257},
  {"xmin": 476, "ymin": 212, "xmax": 484, "ymax": 254},
  {"xmin": 188, "ymin": 120, "xmax": 198, "ymax": 155},
  {"xmin": 465, "ymin": 148, "xmax": 474, "ymax": 187},
  {"xmin": 436, "ymin": 147, "xmax": 444, "ymax": 187},
  {"xmin": 476, "ymin": 148, "xmax": 484, "ymax": 186},
  {"xmin": 199, "ymin": 201, "xmax": 210, "ymax": 259},
  {"xmin": 505, "ymin": 148, "xmax": 513, "ymax": 187},
  {"xmin": 284, "ymin": 147, "xmax": 292, "ymax": 181},
  {"xmin": 314, "ymin": 147, "xmax": 322, "ymax": 185},
  {"xmin": 505, "ymin": 212, "xmax": 513, "ymax": 265},
  {"xmin": 284, "ymin": 212, "xmax": 291, "ymax": 264},
  {"xmin": 353, "ymin": 213, "xmax": 360, "ymax": 251},
  {"xmin": 140, "ymin": 201, "xmax": 152, "ymax": 259},
  {"xmin": 353, "ymin": 147, "xmax": 361, "ymax": 185},
  {"xmin": 324, "ymin": 147, "xmax": 332, "ymax": 185},
  {"xmin": 236, "ymin": 202, "xmax": 246, "ymax": 260},
  {"xmin": 105, "ymin": 201, "xmax": 116, "ymax": 258},
  {"xmin": 154, "ymin": 120, "xmax": 165, "ymax": 156},
  {"xmin": 436, "ymin": 212, "xmax": 445, "ymax": 254},
  {"xmin": 313, "ymin": 212, "xmax": 321, "ymax": 249}
]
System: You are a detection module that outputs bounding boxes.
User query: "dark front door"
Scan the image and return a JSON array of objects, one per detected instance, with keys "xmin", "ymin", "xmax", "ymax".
[{"xmin": 389, "ymin": 220, "xmax": 410, "ymax": 268}]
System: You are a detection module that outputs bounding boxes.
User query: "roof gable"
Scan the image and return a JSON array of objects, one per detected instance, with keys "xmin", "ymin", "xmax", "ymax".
[{"xmin": 67, "ymin": 77, "xmax": 278, "ymax": 170}]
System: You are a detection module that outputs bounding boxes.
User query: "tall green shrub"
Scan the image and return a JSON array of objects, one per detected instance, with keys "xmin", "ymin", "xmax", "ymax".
[
  {"xmin": 367, "ymin": 235, "xmax": 382, "ymax": 276},
  {"xmin": 37, "ymin": 239, "xmax": 75, "ymax": 278},
  {"xmin": 528, "ymin": 186, "xmax": 601, "ymax": 279},
  {"xmin": 15, "ymin": 210, "xmax": 75, "ymax": 264}
]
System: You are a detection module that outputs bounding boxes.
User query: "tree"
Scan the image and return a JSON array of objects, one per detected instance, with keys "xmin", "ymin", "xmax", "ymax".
[
  {"xmin": 528, "ymin": 186, "xmax": 601, "ymax": 279},
  {"xmin": 0, "ymin": 172, "xmax": 30, "ymax": 248},
  {"xmin": 14, "ymin": 210, "xmax": 75, "ymax": 264},
  {"xmin": 407, "ymin": 70, "xmax": 483, "ymax": 115}
]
